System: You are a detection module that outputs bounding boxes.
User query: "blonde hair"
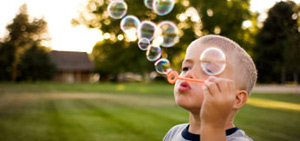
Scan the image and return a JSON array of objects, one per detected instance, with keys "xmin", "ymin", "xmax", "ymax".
[{"xmin": 197, "ymin": 35, "xmax": 257, "ymax": 94}]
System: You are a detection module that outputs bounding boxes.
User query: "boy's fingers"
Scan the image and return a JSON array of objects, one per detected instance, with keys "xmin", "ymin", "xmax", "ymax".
[
  {"xmin": 205, "ymin": 81, "xmax": 220, "ymax": 96},
  {"xmin": 202, "ymin": 85, "xmax": 209, "ymax": 95},
  {"xmin": 214, "ymin": 78, "xmax": 228, "ymax": 94}
]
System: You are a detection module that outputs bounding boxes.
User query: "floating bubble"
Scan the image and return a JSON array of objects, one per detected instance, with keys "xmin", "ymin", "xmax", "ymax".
[
  {"xmin": 154, "ymin": 58, "xmax": 172, "ymax": 74},
  {"xmin": 120, "ymin": 15, "xmax": 140, "ymax": 32},
  {"xmin": 146, "ymin": 45, "xmax": 161, "ymax": 61},
  {"xmin": 120, "ymin": 15, "xmax": 140, "ymax": 41},
  {"xmin": 107, "ymin": 1, "xmax": 127, "ymax": 19},
  {"xmin": 153, "ymin": 0, "xmax": 175, "ymax": 16},
  {"xmin": 156, "ymin": 21, "xmax": 179, "ymax": 47},
  {"xmin": 144, "ymin": 0, "xmax": 154, "ymax": 9},
  {"xmin": 138, "ymin": 21, "xmax": 156, "ymax": 41},
  {"xmin": 200, "ymin": 47, "xmax": 226, "ymax": 76},
  {"xmin": 138, "ymin": 38, "xmax": 150, "ymax": 51}
]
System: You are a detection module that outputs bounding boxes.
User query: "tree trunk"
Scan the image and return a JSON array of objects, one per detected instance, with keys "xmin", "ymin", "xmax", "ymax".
[
  {"xmin": 294, "ymin": 72, "xmax": 298, "ymax": 85},
  {"xmin": 281, "ymin": 66, "xmax": 286, "ymax": 84}
]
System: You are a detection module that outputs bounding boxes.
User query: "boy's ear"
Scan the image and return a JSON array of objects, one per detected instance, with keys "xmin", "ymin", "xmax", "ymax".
[{"xmin": 233, "ymin": 90, "xmax": 248, "ymax": 109}]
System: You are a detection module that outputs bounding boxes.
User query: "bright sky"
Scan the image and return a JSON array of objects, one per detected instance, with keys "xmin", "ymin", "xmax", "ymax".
[{"xmin": 0, "ymin": 0, "xmax": 299, "ymax": 53}]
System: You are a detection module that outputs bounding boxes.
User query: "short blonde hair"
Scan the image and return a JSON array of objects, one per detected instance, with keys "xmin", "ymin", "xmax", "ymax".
[{"xmin": 197, "ymin": 35, "xmax": 257, "ymax": 94}]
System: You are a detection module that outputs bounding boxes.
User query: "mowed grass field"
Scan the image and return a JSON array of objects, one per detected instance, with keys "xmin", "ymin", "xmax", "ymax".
[{"xmin": 0, "ymin": 82, "xmax": 300, "ymax": 141}]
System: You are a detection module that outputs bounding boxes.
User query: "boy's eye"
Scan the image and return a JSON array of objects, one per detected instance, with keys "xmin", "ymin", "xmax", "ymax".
[{"xmin": 182, "ymin": 67, "xmax": 190, "ymax": 71}]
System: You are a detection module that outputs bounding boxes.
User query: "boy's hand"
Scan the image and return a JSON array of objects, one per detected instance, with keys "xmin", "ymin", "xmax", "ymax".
[
  {"xmin": 200, "ymin": 76, "xmax": 236, "ymax": 129},
  {"xmin": 200, "ymin": 76, "xmax": 236, "ymax": 141}
]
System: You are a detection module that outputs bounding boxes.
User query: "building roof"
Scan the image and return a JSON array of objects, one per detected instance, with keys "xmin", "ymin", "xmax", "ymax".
[{"xmin": 49, "ymin": 51, "xmax": 94, "ymax": 72}]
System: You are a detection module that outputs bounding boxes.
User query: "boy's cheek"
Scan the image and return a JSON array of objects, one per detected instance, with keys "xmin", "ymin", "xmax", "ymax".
[{"xmin": 173, "ymin": 81, "xmax": 181, "ymax": 91}]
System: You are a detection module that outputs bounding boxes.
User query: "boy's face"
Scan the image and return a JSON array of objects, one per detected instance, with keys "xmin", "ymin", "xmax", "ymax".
[{"xmin": 174, "ymin": 41, "xmax": 234, "ymax": 113}]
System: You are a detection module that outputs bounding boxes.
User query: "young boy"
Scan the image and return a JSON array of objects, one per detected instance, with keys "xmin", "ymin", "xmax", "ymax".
[{"xmin": 163, "ymin": 35, "xmax": 257, "ymax": 141}]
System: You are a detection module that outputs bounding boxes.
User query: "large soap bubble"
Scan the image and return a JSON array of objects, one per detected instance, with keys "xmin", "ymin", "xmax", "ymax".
[
  {"xmin": 107, "ymin": 1, "xmax": 128, "ymax": 19},
  {"xmin": 156, "ymin": 21, "xmax": 179, "ymax": 47},
  {"xmin": 153, "ymin": 0, "xmax": 175, "ymax": 16},
  {"xmin": 138, "ymin": 21, "xmax": 157, "ymax": 41},
  {"xmin": 200, "ymin": 47, "xmax": 226, "ymax": 76}
]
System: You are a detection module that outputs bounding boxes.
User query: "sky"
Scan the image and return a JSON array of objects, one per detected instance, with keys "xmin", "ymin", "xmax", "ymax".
[{"xmin": 0, "ymin": 0, "xmax": 299, "ymax": 53}]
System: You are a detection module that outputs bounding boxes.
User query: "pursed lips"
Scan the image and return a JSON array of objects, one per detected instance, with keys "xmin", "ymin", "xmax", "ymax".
[{"xmin": 178, "ymin": 81, "xmax": 191, "ymax": 92}]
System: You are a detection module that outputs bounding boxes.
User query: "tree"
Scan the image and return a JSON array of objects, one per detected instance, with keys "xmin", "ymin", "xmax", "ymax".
[
  {"xmin": 74, "ymin": 0, "xmax": 197, "ymax": 80},
  {"xmin": 74, "ymin": 0, "xmax": 254, "ymax": 81},
  {"xmin": 17, "ymin": 42, "xmax": 56, "ymax": 81},
  {"xmin": 0, "ymin": 4, "xmax": 53, "ymax": 81},
  {"xmin": 254, "ymin": 1, "xmax": 300, "ymax": 84},
  {"xmin": 0, "ymin": 42, "xmax": 16, "ymax": 80},
  {"xmin": 190, "ymin": 0, "xmax": 253, "ymax": 51}
]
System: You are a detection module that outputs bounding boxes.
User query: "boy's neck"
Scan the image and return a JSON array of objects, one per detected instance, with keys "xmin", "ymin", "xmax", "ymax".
[{"xmin": 188, "ymin": 112, "xmax": 235, "ymax": 135}]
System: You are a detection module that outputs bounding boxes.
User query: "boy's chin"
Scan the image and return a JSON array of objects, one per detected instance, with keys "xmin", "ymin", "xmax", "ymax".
[{"xmin": 176, "ymin": 100, "xmax": 201, "ymax": 112}]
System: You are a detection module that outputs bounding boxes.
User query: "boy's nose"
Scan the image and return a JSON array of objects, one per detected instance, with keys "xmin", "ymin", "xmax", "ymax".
[{"xmin": 184, "ymin": 69, "xmax": 195, "ymax": 79}]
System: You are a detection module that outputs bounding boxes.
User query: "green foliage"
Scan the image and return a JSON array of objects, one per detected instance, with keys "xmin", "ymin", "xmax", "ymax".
[
  {"xmin": 0, "ymin": 4, "xmax": 51, "ymax": 81},
  {"xmin": 0, "ymin": 42, "xmax": 16, "ymax": 80},
  {"xmin": 92, "ymin": 40, "xmax": 153, "ymax": 80},
  {"xmin": 5, "ymin": 4, "xmax": 48, "ymax": 48},
  {"xmin": 74, "ymin": 0, "xmax": 254, "ymax": 81},
  {"xmin": 17, "ymin": 43, "xmax": 56, "ymax": 81},
  {"xmin": 254, "ymin": 1, "xmax": 300, "ymax": 83},
  {"xmin": 190, "ymin": 0, "xmax": 253, "ymax": 50},
  {"xmin": 73, "ymin": 0, "xmax": 200, "ymax": 80}
]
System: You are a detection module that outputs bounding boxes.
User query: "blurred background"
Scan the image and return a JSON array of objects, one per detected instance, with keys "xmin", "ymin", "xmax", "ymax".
[{"xmin": 0, "ymin": 0, "xmax": 300, "ymax": 141}]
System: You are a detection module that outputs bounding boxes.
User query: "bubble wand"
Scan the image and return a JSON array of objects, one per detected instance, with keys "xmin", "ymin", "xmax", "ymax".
[
  {"xmin": 167, "ymin": 71, "xmax": 205, "ymax": 84},
  {"xmin": 155, "ymin": 47, "xmax": 226, "ymax": 84}
]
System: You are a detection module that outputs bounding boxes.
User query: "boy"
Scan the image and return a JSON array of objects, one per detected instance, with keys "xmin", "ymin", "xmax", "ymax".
[{"xmin": 163, "ymin": 35, "xmax": 257, "ymax": 141}]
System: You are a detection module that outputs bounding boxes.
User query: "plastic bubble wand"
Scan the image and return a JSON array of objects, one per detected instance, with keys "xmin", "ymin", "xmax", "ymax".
[{"xmin": 167, "ymin": 71, "xmax": 205, "ymax": 84}]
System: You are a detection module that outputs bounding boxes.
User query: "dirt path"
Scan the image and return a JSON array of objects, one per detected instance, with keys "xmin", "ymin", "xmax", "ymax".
[{"xmin": 253, "ymin": 85, "xmax": 300, "ymax": 94}]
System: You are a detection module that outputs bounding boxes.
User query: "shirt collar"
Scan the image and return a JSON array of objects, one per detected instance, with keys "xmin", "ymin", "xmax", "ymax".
[{"xmin": 181, "ymin": 124, "xmax": 240, "ymax": 141}]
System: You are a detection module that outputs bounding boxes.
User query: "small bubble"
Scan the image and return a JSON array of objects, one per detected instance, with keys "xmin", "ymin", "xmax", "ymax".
[
  {"xmin": 146, "ymin": 45, "xmax": 161, "ymax": 61},
  {"xmin": 144, "ymin": 0, "xmax": 154, "ymax": 9},
  {"xmin": 154, "ymin": 58, "xmax": 172, "ymax": 74},
  {"xmin": 107, "ymin": 1, "xmax": 127, "ymax": 19},
  {"xmin": 138, "ymin": 21, "xmax": 156, "ymax": 41},
  {"xmin": 153, "ymin": 0, "xmax": 175, "ymax": 16},
  {"xmin": 138, "ymin": 38, "xmax": 150, "ymax": 51}
]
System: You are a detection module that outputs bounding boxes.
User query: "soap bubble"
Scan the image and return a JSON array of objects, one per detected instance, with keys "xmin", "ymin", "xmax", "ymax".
[
  {"xmin": 146, "ymin": 45, "xmax": 161, "ymax": 61},
  {"xmin": 138, "ymin": 21, "xmax": 156, "ymax": 41},
  {"xmin": 120, "ymin": 15, "xmax": 140, "ymax": 32},
  {"xmin": 120, "ymin": 15, "xmax": 140, "ymax": 39},
  {"xmin": 107, "ymin": 1, "xmax": 127, "ymax": 19},
  {"xmin": 153, "ymin": 0, "xmax": 175, "ymax": 16},
  {"xmin": 156, "ymin": 21, "xmax": 179, "ymax": 47},
  {"xmin": 155, "ymin": 58, "xmax": 172, "ymax": 74},
  {"xmin": 200, "ymin": 47, "xmax": 226, "ymax": 76},
  {"xmin": 144, "ymin": 0, "xmax": 154, "ymax": 9},
  {"xmin": 138, "ymin": 38, "xmax": 150, "ymax": 51}
]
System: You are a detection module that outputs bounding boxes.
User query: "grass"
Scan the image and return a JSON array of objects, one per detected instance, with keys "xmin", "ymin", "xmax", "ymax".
[
  {"xmin": 0, "ymin": 82, "xmax": 300, "ymax": 141},
  {"xmin": 0, "ymin": 82, "xmax": 174, "ymax": 95}
]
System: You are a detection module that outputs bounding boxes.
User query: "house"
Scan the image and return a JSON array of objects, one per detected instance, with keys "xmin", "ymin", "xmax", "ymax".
[{"xmin": 49, "ymin": 51, "xmax": 94, "ymax": 83}]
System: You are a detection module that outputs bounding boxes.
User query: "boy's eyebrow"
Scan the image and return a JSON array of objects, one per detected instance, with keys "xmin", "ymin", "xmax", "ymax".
[{"xmin": 182, "ymin": 59, "xmax": 193, "ymax": 64}]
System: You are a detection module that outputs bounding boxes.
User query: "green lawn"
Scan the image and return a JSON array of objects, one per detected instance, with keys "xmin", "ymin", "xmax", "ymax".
[{"xmin": 0, "ymin": 82, "xmax": 299, "ymax": 141}]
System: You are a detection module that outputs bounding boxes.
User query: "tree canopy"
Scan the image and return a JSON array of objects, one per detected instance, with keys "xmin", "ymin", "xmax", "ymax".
[
  {"xmin": 0, "ymin": 4, "xmax": 55, "ymax": 81},
  {"xmin": 74, "ymin": 0, "xmax": 254, "ymax": 81},
  {"xmin": 254, "ymin": 1, "xmax": 300, "ymax": 84}
]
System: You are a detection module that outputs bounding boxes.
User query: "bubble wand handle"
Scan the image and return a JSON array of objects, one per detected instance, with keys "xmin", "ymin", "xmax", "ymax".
[{"xmin": 167, "ymin": 71, "xmax": 205, "ymax": 84}]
